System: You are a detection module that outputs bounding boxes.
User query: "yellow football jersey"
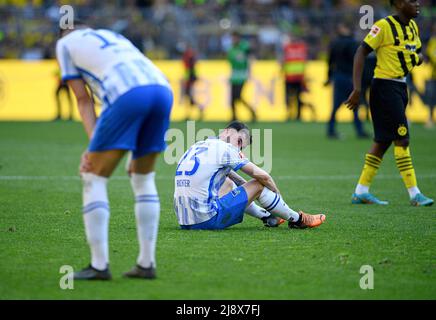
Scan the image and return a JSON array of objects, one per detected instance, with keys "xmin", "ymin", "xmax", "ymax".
[{"xmin": 363, "ymin": 15, "xmax": 422, "ymax": 79}]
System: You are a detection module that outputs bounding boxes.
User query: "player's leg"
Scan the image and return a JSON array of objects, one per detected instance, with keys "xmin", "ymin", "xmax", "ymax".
[
  {"xmin": 86, "ymin": 150, "xmax": 126, "ymax": 177},
  {"xmin": 75, "ymin": 149, "xmax": 126, "ymax": 280},
  {"xmin": 240, "ymin": 98, "xmax": 257, "ymax": 122},
  {"xmin": 124, "ymin": 152, "xmax": 161, "ymax": 279},
  {"xmin": 219, "ymin": 178, "xmax": 263, "ymax": 217},
  {"xmin": 218, "ymin": 177, "xmax": 234, "ymax": 197},
  {"xmin": 352, "ymin": 108, "xmax": 368, "ymax": 138},
  {"xmin": 425, "ymin": 80, "xmax": 436, "ymax": 128},
  {"xmin": 182, "ymin": 81, "xmax": 188, "ymax": 120},
  {"xmin": 75, "ymin": 87, "xmax": 153, "ymax": 280},
  {"xmin": 327, "ymin": 76, "xmax": 343, "ymax": 138},
  {"xmin": 428, "ymin": 82, "xmax": 436, "ymax": 126},
  {"xmin": 295, "ymin": 82, "xmax": 303, "ymax": 121},
  {"xmin": 193, "ymin": 178, "xmax": 263, "ymax": 230},
  {"xmin": 285, "ymin": 81, "xmax": 291, "ymax": 120},
  {"xmin": 230, "ymin": 83, "xmax": 238, "ymax": 121},
  {"xmin": 242, "ymin": 180, "xmax": 297, "ymax": 221},
  {"xmin": 188, "ymin": 79, "xmax": 204, "ymax": 120},
  {"xmin": 289, "ymin": 85, "xmax": 298, "ymax": 120},
  {"xmin": 352, "ymin": 79, "xmax": 399, "ymax": 205},
  {"xmin": 239, "ymin": 82, "xmax": 257, "ymax": 122},
  {"xmin": 54, "ymin": 84, "xmax": 62, "ymax": 120},
  {"xmin": 347, "ymin": 77, "xmax": 368, "ymax": 138},
  {"xmin": 242, "ymin": 180, "xmax": 326, "ymax": 229},
  {"xmin": 77, "ymin": 109, "xmax": 136, "ymax": 279},
  {"xmin": 304, "ymin": 99, "xmax": 317, "ymax": 121},
  {"xmin": 194, "ymin": 178, "xmax": 251, "ymax": 230},
  {"xmin": 75, "ymin": 111, "xmax": 142, "ymax": 279},
  {"xmin": 431, "ymin": 105, "xmax": 435, "ymax": 123},
  {"xmin": 353, "ymin": 134, "xmax": 391, "ymax": 204},
  {"xmin": 353, "ymin": 141, "xmax": 390, "ymax": 204},
  {"xmin": 185, "ymin": 80, "xmax": 193, "ymax": 120},
  {"xmin": 431, "ymin": 81, "xmax": 436, "ymax": 125},
  {"xmin": 124, "ymin": 85, "xmax": 173, "ymax": 279},
  {"xmin": 388, "ymin": 80, "xmax": 432, "ymax": 206},
  {"xmin": 219, "ymin": 178, "xmax": 283, "ymax": 227}
]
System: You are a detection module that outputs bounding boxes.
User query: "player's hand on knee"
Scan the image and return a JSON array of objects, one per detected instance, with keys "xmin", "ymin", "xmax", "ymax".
[{"xmin": 79, "ymin": 150, "xmax": 91, "ymax": 174}]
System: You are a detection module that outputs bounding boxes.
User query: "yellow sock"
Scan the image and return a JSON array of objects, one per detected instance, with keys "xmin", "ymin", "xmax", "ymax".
[
  {"xmin": 394, "ymin": 146, "xmax": 417, "ymax": 189},
  {"xmin": 357, "ymin": 154, "xmax": 382, "ymax": 187}
]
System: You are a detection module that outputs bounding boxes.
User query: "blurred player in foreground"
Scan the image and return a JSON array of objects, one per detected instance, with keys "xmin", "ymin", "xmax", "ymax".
[
  {"xmin": 345, "ymin": 0, "xmax": 433, "ymax": 206},
  {"xmin": 56, "ymin": 21, "xmax": 173, "ymax": 280},
  {"xmin": 173, "ymin": 121, "xmax": 326, "ymax": 230}
]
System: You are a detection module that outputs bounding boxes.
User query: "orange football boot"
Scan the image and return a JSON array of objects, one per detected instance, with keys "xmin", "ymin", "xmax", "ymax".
[{"xmin": 288, "ymin": 211, "xmax": 326, "ymax": 229}]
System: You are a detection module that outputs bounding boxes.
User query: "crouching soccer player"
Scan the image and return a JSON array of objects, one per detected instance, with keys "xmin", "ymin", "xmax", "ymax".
[
  {"xmin": 173, "ymin": 121, "xmax": 326, "ymax": 230},
  {"xmin": 345, "ymin": 0, "xmax": 433, "ymax": 206},
  {"xmin": 56, "ymin": 22, "xmax": 173, "ymax": 280}
]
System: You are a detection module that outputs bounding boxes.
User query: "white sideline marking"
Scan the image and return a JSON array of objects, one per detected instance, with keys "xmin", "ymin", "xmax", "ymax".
[
  {"xmin": 278, "ymin": 173, "xmax": 436, "ymax": 181},
  {"xmin": 0, "ymin": 173, "xmax": 435, "ymax": 181}
]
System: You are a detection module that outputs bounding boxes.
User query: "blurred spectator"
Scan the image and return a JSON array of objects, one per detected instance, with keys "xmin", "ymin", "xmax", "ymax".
[
  {"xmin": 406, "ymin": 73, "xmax": 425, "ymax": 109},
  {"xmin": 360, "ymin": 52, "xmax": 377, "ymax": 121},
  {"xmin": 325, "ymin": 22, "xmax": 368, "ymax": 139},
  {"xmin": 424, "ymin": 23, "xmax": 436, "ymax": 129},
  {"xmin": 281, "ymin": 32, "xmax": 307, "ymax": 121},
  {"xmin": 181, "ymin": 42, "xmax": 204, "ymax": 120},
  {"xmin": 0, "ymin": 0, "xmax": 433, "ymax": 60}
]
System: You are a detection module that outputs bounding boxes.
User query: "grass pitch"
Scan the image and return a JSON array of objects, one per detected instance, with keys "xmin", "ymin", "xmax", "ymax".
[{"xmin": 0, "ymin": 121, "xmax": 435, "ymax": 299}]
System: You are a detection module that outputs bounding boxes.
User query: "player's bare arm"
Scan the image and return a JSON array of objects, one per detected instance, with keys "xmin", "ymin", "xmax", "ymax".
[
  {"xmin": 240, "ymin": 162, "xmax": 280, "ymax": 194},
  {"xmin": 67, "ymin": 78, "xmax": 96, "ymax": 139},
  {"xmin": 227, "ymin": 170, "xmax": 247, "ymax": 187},
  {"xmin": 228, "ymin": 168, "xmax": 280, "ymax": 195},
  {"xmin": 67, "ymin": 79, "xmax": 97, "ymax": 173},
  {"xmin": 345, "ymin": 44, "xmax": 371, "ymax": 110}
]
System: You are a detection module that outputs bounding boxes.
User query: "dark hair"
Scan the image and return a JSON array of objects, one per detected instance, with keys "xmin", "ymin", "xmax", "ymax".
[
  {"xmin": 225, "ymin": 120, "xmax": 248, "ymax": 131},
  {"xmin": 225, "ymin": 121, "xmax": 252, "ymax": 145},
  {"xmin": 59, "ymin": 19, "xmax": 87, "ymax": 36}
]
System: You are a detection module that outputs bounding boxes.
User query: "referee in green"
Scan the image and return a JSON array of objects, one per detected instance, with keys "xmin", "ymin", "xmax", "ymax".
[{"xmin": 227, "ymin": 31, "xmax": 256, "ymax": 122}]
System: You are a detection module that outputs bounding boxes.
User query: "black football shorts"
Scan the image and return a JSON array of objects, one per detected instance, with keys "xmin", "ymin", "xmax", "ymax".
[{"xmin": 369, "ymin": 78, "xmax": 409, "ymax": 143}]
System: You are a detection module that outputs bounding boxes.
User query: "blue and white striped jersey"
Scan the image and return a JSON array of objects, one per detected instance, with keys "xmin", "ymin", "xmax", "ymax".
[
  {"xmin": 174, "ymin": 137, "xmax": 249, "ymax": 225},
  {"xmin": 56, "ymin": 28, "xmax": 170, "ymax": 109}
]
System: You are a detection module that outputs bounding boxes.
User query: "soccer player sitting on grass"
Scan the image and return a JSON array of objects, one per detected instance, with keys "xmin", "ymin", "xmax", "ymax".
[
  {"xmin": 345, "ymin": 0, "xmax": 433, "ymax": 206},
  {"xmin": 173, "ymin": 121, "xmax": 326, "ymax": 230}
]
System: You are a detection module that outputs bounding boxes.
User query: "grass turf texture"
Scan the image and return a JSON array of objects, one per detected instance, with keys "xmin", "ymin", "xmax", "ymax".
[{"xmin": 0, "ymin": 121, "xmax": 435, "ymax": 299}]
